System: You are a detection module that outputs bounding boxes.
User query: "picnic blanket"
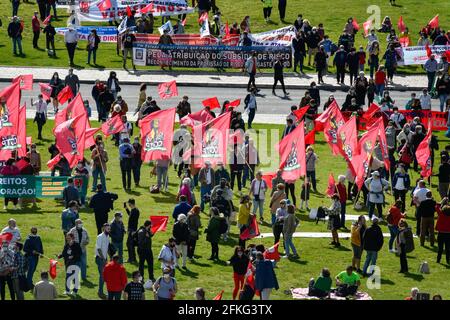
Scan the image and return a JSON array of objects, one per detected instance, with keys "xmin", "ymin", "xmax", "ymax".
[{"xmin": 291, "ymin": 287, "xmax": 373, "ymax": 300}]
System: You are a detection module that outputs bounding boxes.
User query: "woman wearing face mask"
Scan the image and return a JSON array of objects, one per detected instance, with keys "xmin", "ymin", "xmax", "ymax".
[
  {"xmin": 49, "ymin": 72, "xmax": 63, "ymax": 114},
  {"xmin": 58, "ymin": 233, "xmax": 82, "ymax": 296},
  {"xmin": 227, "ymin": 246, "xmax": 250, "ymax": 300},
  {"xmin": 380, "ymin": 90, "xmax": 395, "ymax": 109},
  {"xmin": 68, "ymin": 219, "xmax": 90, "ymax": 281},
  {"xmin": 153, "ymin": 267, "xmax": 177, "ymax": 300}
]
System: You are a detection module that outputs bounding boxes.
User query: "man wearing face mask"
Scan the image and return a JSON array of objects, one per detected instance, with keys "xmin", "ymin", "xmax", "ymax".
[
  {"xmin": 91, "ymin": 143, "xmax": 108, "ymax": 192},
  {"xmin": 61, "ymin": 201, "xmax": 79, "ymax": 238},
  {"xmin": 389, "ymin": 107, "xmax": 406, "ymax": 135},
  {"xmin": 424, "ymin": 55, "xmax": 438, "ymax": 91},
  {"xmin": 95, "ymin": 223, "xmax": 111, "ymax": 300},
  {"xmin": 214, "ymin": 162, "xmax": 230, "ymax": 185},
  {"xmin": 110, "ymin": 212, "xmax": 126, "ymax": 264},
  {"xmin": 158, "ymin": 238, "xmax": 177, "ymax": 277},
  {"xmin": 69, "ymin": 219, "xmax": 90, "ymax": 281},
  {"xmin": 137, "ymin": 220, "xmax": 155, "ymax": 282},
  {"xmin": 397, "ymin": 123, "xmax": 413, "ymax": 146},
  {"xmin": 419, "ymin": 88, "xmax": 432, "ymax": 110}
]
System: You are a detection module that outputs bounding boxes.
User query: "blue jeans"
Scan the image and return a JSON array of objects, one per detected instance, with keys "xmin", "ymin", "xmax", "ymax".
[
  {"xmin": 12, "ymin": 37, "xmax": 23, "ymax": 55},
  {"xmin": 252, "ymin": 199, "xmax": 265, "ymax": 219},
  {"xmin": 92, "ymin": 167, "xmax": 106, "ymax": 191},
  {"xmin": 439, "ymin": 94, "xmax": 448, "ymax": 112},
  {"xmin": 108, "ymin": 291, "xmax": 122, "ymax": 300},
  {"xmin": 156, "ymin": 166, "xmax": 168, "ymax": 189},
  {"xmin": 112, "ymin": 241, "xmax": 123, "ymax": 264},
  {"xmin": 87, "ymin": 47, "xmax": 97, "ymax": 64},
  {"xmin": 95, "ymin": 256, "xmax": 106, "ymax": 294},
  {"xmin": 306, "ymin": 170, "xmax": 316, "ymax": 190},
  {"xmin": 26, "ymin": 256, "xmax": 38, "ymax": 287},
  {"xmin": 79, "ymin": 251, "xmax": 87, "ymax": 280},
  {"xmin": 375, "ymin": 84, "xmax": 385, "ymax": 96},
  {"xmin": 362, "ymin": 250, "xmax": 378, "ymax": 274},
  {"xmin": 388, "ymin": 225, "xmax": 399, "ymax": 250},
  {"xmin": 200, "ymin": 184, "xmax": 212, "ymax": 211},
  {"xmin": 427, "ymin": 72, "xmax": 435, "ymax": 91},
  {"xmin": 284, "ymin": 235, "xmax": 297, "ymax": 256}
]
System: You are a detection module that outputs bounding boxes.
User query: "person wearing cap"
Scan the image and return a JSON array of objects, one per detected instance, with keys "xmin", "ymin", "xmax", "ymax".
[
  {"xmin": 31, "ymin": 93, "xmax": 47, "ymax": 140},
  {"xmin": 110, "ymin": 212, "xmax": 126, "ymax": 264},
  {"xmin": 364, "ymin": 171, "xmax": 389, "ymax": 220},
  {"xmin": 68, "ymin": 219, "xmax": 89, "ymax": 281},
  {"xmin": 361, "ymin": 216, "xmax": 384, "ymax": 276},
  {"xmin": 103, "ymin": 254, "xmax": 127, "ymax": 300},
  {"xmin": 119, "ymin": 137, "xmax": 135, "ymax": 191},
  {"xmin": 31, "ymin": 11, "xmax": 40, "ymax": 49},
  {"xmin": 95, "ymin": 223, "xmax": 111, "ymax": 299},
  {"xmin": 64, "ymin": 26, "xmax": 78, "ymax": 67},
  {"xmin": 333, "ymin": 45, "xmax": 347, "ymax": 84},
  {"xmin": 424, "ymin": 54, "xmax": 438, "ymax": 91},
  {"xmin": 153, "ymin": 266, "xmax": 177, "ymax": 300}
]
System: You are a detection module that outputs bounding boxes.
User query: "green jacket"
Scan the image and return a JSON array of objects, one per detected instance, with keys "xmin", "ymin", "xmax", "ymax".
[
  {"xmin": 262, "ymin": 0, "xmax": 273, "ymax": 7},
  {"xmin": 205, "ymin": 216, "xmax": 223, "ymax": 243}
]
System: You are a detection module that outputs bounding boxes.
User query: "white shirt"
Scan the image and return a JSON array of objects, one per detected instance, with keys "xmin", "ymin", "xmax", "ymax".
[
  {"xmin": 394, "ymin": 176, "xmax": 405, "ymax": 190},
  {"xmin": 419, "ymin": 94, "xmax": 431, "ymax": 110},
  {"xmin": 247, "ymin": 95, "xmax": 257, "ymax": 109},
  {"xmin": 158, "ymin": 244, "xmax": 176, "ymax": 269},
  {"xmin": 95, "ymin": 232, "xmax": 110, "ymax": 259},
  {"xmin": 64, "ymin": 29, "xmax": 78, "ymax": 44},
  {"xmin": 206, "ymin": 168, "xmax": 212, "ymax": 185},
  {"xmin": 251, "ymin": 179, "xmax": 266, "ymax": 200},
  {"xmin": 364, "ymin": 177, "xmax": 389, "ymax": 203},
  {"xmin": 33, "ymin": 99, "xmax": 48, "ymax": 114},
  {"xmin": 413, "ymin": 187, "xmax": 430, "ymax": 205},
  {"xmin": 1, "ymin": 227, "xmax": 21, "ymax": 244},
  {"xmin": 389, "ymin": 113, "xmax": 405, "ymax": 130}
]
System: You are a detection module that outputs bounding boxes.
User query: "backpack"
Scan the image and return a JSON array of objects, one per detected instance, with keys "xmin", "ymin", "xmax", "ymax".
[
  {"xmin": 403, "ymin": 228, "xmax": 415, "ymax": 253},
  {"xmin": 219, "ymin": 218, "xmax": 228, "ymax": 234}
]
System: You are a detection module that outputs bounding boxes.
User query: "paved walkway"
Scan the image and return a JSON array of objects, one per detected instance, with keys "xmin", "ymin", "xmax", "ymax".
[{"xmin": 0, "ymin": 66, "xmax": 428, "ymax": 91}]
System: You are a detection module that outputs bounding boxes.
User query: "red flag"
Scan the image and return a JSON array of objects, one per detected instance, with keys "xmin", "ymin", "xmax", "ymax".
[
  {"xmin": 150, "ymin": 216, "xmax": 169, "ymax": 234},
  {"xmin": 428, "ymin": 15, "xmax": 439, "ymax": 29},
  {"xmin": 101, "ymin": 114, "xmax": 125, "ymax": 137},
  {"xmin": 39, "ymin": 82, "xmax": 52, "ymax": 100},
  {"xmin": 193, "ymin": 112, "xmax": 231, "ymax": 168},
  {"xmin": 337, "ymin": 116, "xmax": 359, "ymax": 174},
  {"xmin": 213, "ymin": 290, "xmax": 224, "ymax": 300},
  {"xmin": 261, "ymin": 172, "xmax": 277, "ymax": 189},
  {"xmin": 279, "ymin": 120, "xmax": 306, "ymax": 181},
  {"xmin": 293, "ymin": 105, "xmax": 310, "ymax": 122},
  {"xmin": 57, "ymin": 85, "xmax": 74, "ymax": 105},
  {"xmin": 445, "ymin": 50, "xmax": 450, "ymax": 61},
  {"xmin": 263, "ymin": 242, "xmax": 281, "ymax": 261},
  {"xmin": 229, "ymin": 128, "xmax": 245, "ymax": 145},
  {"xmin": 43, "ymin": 15, "xmax": 52, "ymax": 25},
  {"xmin": 225, "ymin": 99, "xmax": 241, "ymax": 111},
  {"xmin": 49, "ymin": 259, "xmax": 58, "ymax": 279},
  {"xmin": 353, "ymin": 125, "xmax": 379, "ymax": 189},
  {"xmin": 198, "ymin": 12, "xmax": 208, "ymax": 24},
  {"xmin": 371, "ymin": 117, "xmax": 390, "ymax": 170},
  {"xmin": 399, "ymin": 36, "xmax": 410, "ymax": 47},
  {"xmin": 84, "ymin": 127, "xmax": 101, "ymax": 149},
  {"xmin": 126, "ymin": 5, "xmax": 133, "ymax": 17},
  {"xmin": 240, "ymin": 215, "xmax": 260, "ymax": 240},
  {"xmin": 181, "ymin": 17, "xmax": 187, "ymax": 26},
  {"xmin": 202, "ymin": 97, "xmax": 221, "ymax": 110},
  {"xmin": 97, "ymin": 0, "xmax": 112, "ymax": 11},
  {"xmin": 0, "ymin": 83, "xmax": 21, "ymax": 161},
  {"xmin": 180, "ymin": 109, "xmax": 214, "ymax": 128},
  {"xmin": 47, "ymin": 154, "xmax": 62, "ymax": 170},
  {"xmin": 415, "ymin": 121, "xmax": 432, "ymax": 178},
  {"xmin": 17, "ymin": 105, "xmax": 27, "ymax": 157},
  {"xmin": 326, "ymin": 173, "xmax": 336, "ymax": 197},
  {"xmin": 139, "ymin": 2, "xmax": 154, "ymax": 14},
  {"xmin": 225, "ymin": 21, "xmax": 230, "ymax": 39},
  {"xmin": 425, "ymin": 43, "xmax": 432, "ymax": 58},
  {"xmin": 352, "ymin": 18, "xmax": 360, "ymax": 31},
  {"xmin": 54, "ymin": 94, "xmax": 86, "ymax": 129},
  {"xmin": 54, "ymin": 114, "xmax": 86, "ymax": 154},
  {"xmin": 317, "ymin": 101, "xmax": 345, "ymax": 155},
  {"xmin": 304, "ymin": 129, "xmax": 315, "ymax": 145},
  {"xmin": 363, "ymin": 19, "xmax": 372, "ymax": 36},
  {"xmin": 158, "ymin": 80, "xmax": 178, "ymax": 100},
  {"xmin": 26, "ymin": 136, "xmax": 32, "ymax": 145},
  {"xmin": 140, "ymin": 108, "xmax": 176, "ymax": 162},
  {"xmin": 398, "ymin": 16, "xmax": 406, "ymax": 33},
  {"xmin": 363, "ymin": 103, "xmax": 380, "ymax": 120},
  {"xmin": 12, "ymin": 74, "xmax": 33, "ymax": 91},
  {"xmin": 0, "ymin": 232, "xmax": 13, "ymax": 243}
]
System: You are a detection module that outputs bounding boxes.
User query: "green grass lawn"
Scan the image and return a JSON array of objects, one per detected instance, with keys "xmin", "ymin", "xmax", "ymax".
[
  {"xmin": 0, "ymin": 119, "xmax": 449, "ymax": 300},
  {"xmin": 0, "ymin": 0, "xmax": 447, "ymax": 74}
]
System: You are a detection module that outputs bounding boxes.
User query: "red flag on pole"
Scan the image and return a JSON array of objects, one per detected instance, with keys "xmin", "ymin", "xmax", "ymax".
[
  {"xmin": 193, "ymin": 112, "xmax": 231, "ymax": 168},
  {"xmin": 101, "ymin": 114, "xmax": 125, "ymax": 137},
  {"xmin": 0, "ymin": 232, "xmax": 13, "ymax": 243},
  {"xmin": 293, "ymin": 105, "xmax": 310, "ymax": 122},
  {"xmin": 97, "ymin": 0, "xmax": 112, "ymax": 11},
  {"xmin": 326, "ymin": 173, "xmax": 336, "ymax": 197},
  {"xmin": 198, "ymin": 12, "xmax": 208, "ymax": 24},
  {"xmin": 139, "ymin": 2, "xmax": 154, "ymax": 14},
  {"xmin": 202, "ymin": 97, "xmax": 221, "ymax": 110},
  {"xmin": 140, "ymin": 108, "xmax": 176, "ymax": 162},
  {"xmin": 180, "ymin": 109, "xmax": 214, "ymax": 128},
  {"xmin": 57, "ymin": 85, "xmax": 74, "ymax": 105},
  {"xmin": 415, "ymin": 121, "xmax": 433, "ymax": 178},
  {"xmin": 363, "ymin": 103, "xmax": 380, "ymax": 120},
  {"xmin": 126, "ymin": 5, "xmax": 133, "ymax": 17},
  {"xmin": 158, "ymin": 80, "xmax": 178, "ymax": 100},
  {"xmin": 362, "ymin": 19, "xmax": 372, "ymax": 36},
  {"xmin": 150, "ymin": 216, "xmax": 169, "ymax": 234},
  {"xmin": 225, "ymin": 99, "xmax": 241, "ymax": 111},
  {"xmin": 261, "ymin": 172, "xmax": 277, "ymax": 189},
  {"xmin": 39, "ymin": 82, "xmax": 52, "ymax": 100},
  {"xmin": 399, "ymin": 36, "xmax": 410, "ymax": 47},
  {"xmin": 316, "ymin": 101, "xmax": 345, "ymax": 155},
  {"xmin": 425, "ymin": 43, "xmax": 432, "ymax": 58},
  {"xmin": 84, "ymin": 127, "xmax": 101, "ymax": 149},
  {"xmin": 304, "ymin": 129, "xmax": 316, "ymax": 145},
  {"xmin": 12, "ymin": 74, "xmax": 33, "ymax": 90},
  {"xmin": 278, "ymin": 120, "xmax": 306, "ymax": 181},
  {"xmin": 337, "ymin": 116, "xmax": 359, "ymax": 174},
  {"xmin": 213, "ymin": 290, "xmax": 224, "ymax": 300},
  {"xmin": 428, "ymin": 15, "xmax": 439, "ymax": 29},
  {"xmin": 370, "ymin": 117, "xmax": 390, "ymax": 170},
  {"xmin": 43, "ymin": 15, "xmax": 52, "ymax": 25},
  {"xmin": 352, "ymin": 18, "xmax": 360, "ymax": 31},
  {"xmin": 0, "ymin": 83, "xmax": 21, "ymax": 161},
  {"xmin": 54, "ymin": 94, "xmax": 86, "ymax": 129},
  {"xmin": 17, "ymin": 105, "xmax": 27, "ymax": 157},
  {"xmin": 240, "ymin": 215, "xmax": 260, "ymax": 240},
  {"xmin": 49, "ymin": 259, "xmax": 58, "ymax": 279},
  {"xmin": 225, "ymin": 21, "xmax": 230, "ymax": 38},
  {"xmin": 398, "ymin": 16, "xmax": 406, "ymax": 33},
  {"xmin": 353, "ymin": 125, "xmax": 379, "ymax": 189},
  {"xmin": 263, "ymin": 242, "xmax": 281, "ymax": 261},
  {"xmin": 47, "ymin": 154, "xmax": 62, "ymax": 170},
  {"xmin": 54, "ymin": 114, "xmax": 86, "ymax": 154}
]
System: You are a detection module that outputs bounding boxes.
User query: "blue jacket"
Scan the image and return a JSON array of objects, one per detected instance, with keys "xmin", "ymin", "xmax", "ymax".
[
  {"xmin": 61, "ymin": 209, "xmax": 79, "ymax": 232},
  {"xmin": 63, "ymin": 185, "xmax": 80, "ymax": 208},
  {"xmin": 255, "ymin": 260, "xmax": 279, "ymax": 291},
  {"xmin": 23, "ymin": 234, "xmax": 44, "ymax": 257},
  {"xmin": 172, "ymin": 202, "xmax": 192, "ymax": 220},
  {"xmin": 392, "ymin": 172, "xmax": 411, "ymax": 190},
  {"xmin": 110, "ymin": 219, "xmax": 126, "ymax": 243}
]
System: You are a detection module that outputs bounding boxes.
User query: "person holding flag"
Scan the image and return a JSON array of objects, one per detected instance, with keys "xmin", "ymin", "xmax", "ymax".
[{"xmin": 227, "ymin": 246, "xmax": 250, "ymax": 300}]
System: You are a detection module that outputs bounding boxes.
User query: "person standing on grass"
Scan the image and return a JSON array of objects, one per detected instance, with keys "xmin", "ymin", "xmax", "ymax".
[
  {"xmin": 245, "ymin": 52, "xmax": 261, "ymax": 92},
  {"xmin": 31, "ymin": 11, "xmax": 40, "ymax": 49},
  {"xmin": 305, "ymin": 146, "xmax": 318, "ymax": 192},
  {"xmin": 396, "ymin": 219, "xmax": 411, "ymax": 273},
  {"xmin": 283, "ymin": 204, "xmax": 299, "ymax": 258},
  {"xmin": 137, "ymin": 220, "xmax": 155, "ymax": 282},
  {"xmin": 436, "ymin": 200, "xmax": 450, "ymax": 265},
  {"xmin": 242, "ymin": 135, "xmax": 259, "ymax": 187},
  {"xmin": 227, "ymin": 246, "xmax": 250, "ymax": 300},
  {"xmin": 392, "ymin": 164, "xmax": 410, "ymax": 212},
  {"xmin": 11, "ymin": 242, "xmax": 26, "ymax": 300},
  {"xmin": 277, "ymin": 0, "xmax": 287, "ymax": 22},
  {"xmin": 272, "ymin": 56, "xmax": 289, "ymax": 96},
  {"xmin": 23, "ymin": 227, "xmax": 43, "ymax": 288},
  {"xmin": 205, "ymin": 207, "xmax": 223, "ymax": 261},
  {"xmin": 362, "ymin": 217, "xmax": 384, "ymax": 277},
  {"xmin": 158, "ymin": 238, "xmax": 177, "ymax": 276},
  {"xmin": 417, "ymin": 191, "xmax": 436, "ymax": 247},
  {"xmin": 364, "ymin": 171, "xmax": 389, "ymax": 220},
  {"xmin": 58, "ymin": 233, "xmax": 82, "ymax": 296},
  {"xmin": 124, "ymin": 199, "xmax": 140, "ymax": 263},
  {"xmin": 64, "ymin": 26, "xmax": 78, "ymax": 67},
  {"xmin": 254, "ymin": 252, "xmax": 279, "ymax": 300},
  {"xmin": 33, "ymin": 272, "xmax": 57, "ymax": 300},
  {"xmin": 68, "ymin": 219, "xmax": 89, "ymax": 281},
  {"xmin": 89, "ymin": 184, "xmax": 117, "ymax": 235},
  {"xmin": 110, "ymin": 212, "xmax": 126, "ymax": 264},
  {"xmin": 386, "ymin": 199, "xmax": 406, "ymax": 253},
  {"xmin": 103, "ymin": 254, "xmax": 127, "ymax": 300},
  {"xmin": 61, "ymin": 201, "xmax": 79, "ymax": 238},
  {"xmin": 237, "ymin": 196, "xmax": 252, "ymax": 248},
  {"xmin": 261, "ymin": 0, "xmax": 273, "ymax": 22},
  {"xmin": 91, "ymin": 143, "xmax": 108, "ymax": 192},
  {"xmin": 87, "ymin": 29, "xmax": 100, "ymax": 65},
  {"xmin": 11, "ymin": 0, "xmax": 20, "ymax": 16},
  {"xmin": 438, "ymin": 156, "xmax": 450, "ymax": 199},
  {"xmin": 8, "ymin": 16, "xmax": 23, "ymax": 56},
  {"xmin": 43, "ymin": 19, "xmax": 56, "ymax": 56},
  {"xmin": 31, "ymin": 94, "xmax": 47, "ymax": 140},
  {"xmin": 95, "ymin": 223, "xmax": 111, "ymax": 300},
  {"xmin": 335, "ymin": 175, "xmax": 348, "ymax": 229},
  {"xmin": 250, "ymin": 171, "xmax": 268, "ymax": 223},
  {"xmin": 152, "ymin": 267, "xmax": 177, "ymax": 300},
  {"xmin": 187, "ymin": 205, "xmax": 201, "ymax": 260},
  {"xmin": 324, "ymin": 194, "xmax": 341, "ymax": 247},
  {"xmin": 123, "ymin": 271, "xmax": 145, "ymax": 300},
  {"xmin": 122, "ymin": 29, "xmax": 136, "ymax": 70},
  {"xmin": 351, "ymin": 215, "xmax": 366, "ymax": 273},
  {"xmin": 62, "ymin": 178, "xmax": 80, "ymax": 209},
  {"xmin": 172, "ymin": 214, "xmax": 190, "ymax": 270},
  {"xmin": 198, "ymin": 161, "xmax": 215, "ymax": 212},
  {"xmin": 270, "ymin": 184, "xmax": 286, "ymax": 228},
  {"xmin": 119, "ymin": 137, "xmax": 135, "ymax": 192}
]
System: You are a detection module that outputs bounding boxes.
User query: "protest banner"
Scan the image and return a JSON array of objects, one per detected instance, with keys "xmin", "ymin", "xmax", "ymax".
[
  {"xmin": 132, "ymin": 43, "xmax": 292, "ymax": 68},
  {"xmin": 56, "ymin": 26, "xmax": 118, "ymax": 42},
  {"xmin": 247, "ymin": 26, "xmax": 296, "ymax": 46},
  {"xmin": 397, "ymin": 45, "xmax": 450, "ymax": 65}
]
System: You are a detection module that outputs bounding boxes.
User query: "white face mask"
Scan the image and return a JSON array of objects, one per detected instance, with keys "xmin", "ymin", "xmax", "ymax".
[
  {"xmin": 77, "ymin": 224, "xmax": 83, "ymax": 229},
  {"xmin": 138, "ymin": 276, "xmax": 143, "ymax": 282},
  {"xmin": 164, "ymin": 274, "xmax": 171, "ymax": 279}
]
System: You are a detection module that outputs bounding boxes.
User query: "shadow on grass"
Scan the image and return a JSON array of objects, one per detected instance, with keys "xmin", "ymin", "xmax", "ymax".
[
  {"xmin": 190, "ymin": 260, "xmax": 210, "ymax": 267},
  {"xmin": 0, "ymin": 208, "xmax": 44, "ymax": 215},
  {"xmin": 380, "ymin": 278, "xmax": 395, "ymax": 285},
  {"xmin": 178, "ymin": 267, "xmax": 199, "ymax": 278},
  {"xmin": 287, "ymin": 258, "xmax": 308, "ymax": 265},
  {"xmin": 151, "ymin": 196, "xmax": 178, "ymax": 204},
  {"xmin": 81, "ymin": 279, "xmax": 96, "ymax": 289},
  {"xmin": 403, "ymin": 272, "xmax": 425, "ymax": 282}
]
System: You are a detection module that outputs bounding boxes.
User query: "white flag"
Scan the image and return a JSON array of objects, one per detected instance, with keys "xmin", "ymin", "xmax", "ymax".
[
  {"xmin": 158, "ymin": 20, "xmax": 174, "ymax": 35},
  {"xmin": 200, "ymin": 18, "xmax": 210, "ymax": 38},
  {"xmin": 117, "ymin": 16, "xmax": 128, "ymax": 34}
]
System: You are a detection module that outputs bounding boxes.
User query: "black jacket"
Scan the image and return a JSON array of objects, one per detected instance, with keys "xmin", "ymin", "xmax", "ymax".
[
  {"xmin": 229, "ymin": 254, "xmax": 250, "ymax": 275},
  {"xmin": 89, "ymin": 191, "xmax": 117, "ymax": 215},
  {"xmin": 126, "ymin": 208, "xmax": 140, "ymax": 231},
  {"xmin": 110, "ymin": 219, "xmax": 126, "ymax": 243},
  {"xmin": 362, "ymin": 225, "xmax": 384, "ymax": 252},
  {"xmin": 172, "ymin": 222, "xmax": 190, "ymax": 244},
  {"xmin": 137, "ymin": 227, "xmax": 153, "ymax": 253},
  {"xmin": 60, "ymin": 242, "xmax": 82, "ymax": 266},
  {"xmin": 418, "ymin": 199, "xmax": 437, "ymax": 218}
]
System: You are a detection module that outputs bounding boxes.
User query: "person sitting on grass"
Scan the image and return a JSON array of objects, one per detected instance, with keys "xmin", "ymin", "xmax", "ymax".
[
  {"xmin": 308, "ymin": 268, "xmax": 332, "ymax": 298},
  {"xmin": 335, "ymin": 266, "xmax": 361, "ymax": 297}
]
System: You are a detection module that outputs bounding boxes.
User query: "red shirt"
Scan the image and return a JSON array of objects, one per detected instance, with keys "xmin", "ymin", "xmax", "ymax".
[
  {"xmin": 374, "ymin": 71, "xmax": 386, "ymax": 85},
  {"xmin": 32, "ymin": 16, "xmax": 40, "ymax": 33},
  {"xmin": 435, "ymin": 206, "xmax": 450, "ymax": 233},
  {"xmin": 103, "ymin": 261, "xmax": 128, "ymax": 292},
  {"xmin": 335, "ymin": 183, "xmax": 347, "ymax": 203},
  {"xmin": 388, "ymin": 206, "xmax": 405, "ymax": 226}
]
